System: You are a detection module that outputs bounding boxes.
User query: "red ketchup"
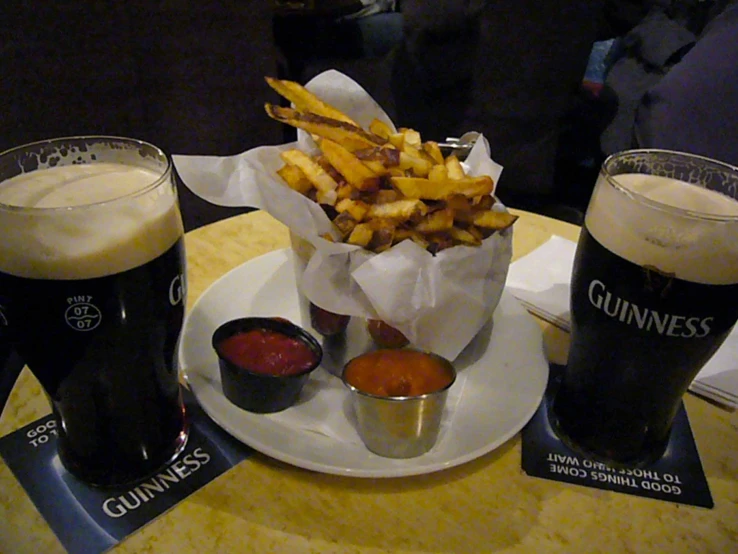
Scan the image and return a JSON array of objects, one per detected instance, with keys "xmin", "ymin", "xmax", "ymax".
[{"xmin": 217, "ymin": 329, "xmax": 317, "ymax": 376}]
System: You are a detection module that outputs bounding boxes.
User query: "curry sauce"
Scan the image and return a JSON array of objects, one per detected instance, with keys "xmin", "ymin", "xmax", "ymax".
[{"xmin": 343, "ymin": 349, "xmax": 454, "ymax": 397}]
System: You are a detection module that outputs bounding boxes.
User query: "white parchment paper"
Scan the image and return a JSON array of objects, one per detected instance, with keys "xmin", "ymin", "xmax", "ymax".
[{"xmin": 174, "ymin": 70, "xmax": 512, "ymax": 361}]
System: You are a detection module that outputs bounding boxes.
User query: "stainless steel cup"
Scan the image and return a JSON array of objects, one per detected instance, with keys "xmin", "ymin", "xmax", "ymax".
[{"xmin": 342, "ymin": 354, "xmax": 456, "ymax": 458}]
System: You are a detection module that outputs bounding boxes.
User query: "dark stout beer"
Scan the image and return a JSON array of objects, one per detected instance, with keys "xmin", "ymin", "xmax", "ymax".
[
  {"xmin": 551, "ymin": 169, "xmax": 738, "ymax": 466},
  {"xmin": 0, "ymin": 141, "xmax": 189, "ymax": 486}
]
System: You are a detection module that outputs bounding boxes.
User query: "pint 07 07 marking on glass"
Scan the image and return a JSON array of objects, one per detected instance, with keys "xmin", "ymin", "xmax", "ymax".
[{"xmin": 64, "ymin": 296, "xmax": 102, "ymax": 332}]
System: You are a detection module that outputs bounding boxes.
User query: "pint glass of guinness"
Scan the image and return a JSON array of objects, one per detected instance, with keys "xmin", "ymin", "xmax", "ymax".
[
  {"xmin": 0, "ymin": 137, "xmax": 189, "ymax": 487},
  {"xmin": 550, "ymin": 149, "xmax": 738, "ymax": 467}
]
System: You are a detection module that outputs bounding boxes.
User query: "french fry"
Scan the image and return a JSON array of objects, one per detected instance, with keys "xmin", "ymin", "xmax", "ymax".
[
  {"xmin": 428, "ymin": 164, "xmax": 449, "ymax": 183},
  {"xmin": 368, "ymin": 118, "xmax": 394, "ymax": 140},
  {"xmin": 445, "ymin": 155, "xmax": 466, "ymax": 180},
  {"xmin": 333, "ymin": 211, "xmax": 357, "ymax": 236},
  {"xmin": 449, "ymin": 226, "xmax": 482, "ymax": 246},
  {"xmin": 426, "ymin": 232, "xmax": 455, "ymax": 254},
  {"xmin": 361, "ymin": 159, "xmax": 391, "ymax": 176},
  {"xmin": 367, "ymin": 199, "xmax": 428, "ymax": 221},
  {"xmin": 399, "ymin": 128, "xmax": 422, "ymax": 148},
  {"xmin": 388, "ymin": 133, "xmax": 406, "ymax": 150},
  {"xmin": 394, "ymin": 228, "xmax": 430, "ymax": 249},
  {"xmin": 277, "ymin": 164, "xmax": 312, "ymax": 195},
  {"xmin": 318, "ymin": 138, "xmax": 381, "ymax": 191},
  {"xmin": 472, "ymin": 194, "xmax": 495, "ymax": 209},
  {"xmin": 391, "ymin": 175, "xmax": 494, "ymax": 200},
  {"xmin": 415, "ymin": 208, "xmax": 455, "ymax": 233},
  {"xmin": 264, "ymin": 76, "xmax": 517, "ymax": 255},
  {"xmin": 369, "ymin": 220, "xmax": 396, "ymax": 253},
  {"xmin": 471, "ymin": 210, "xmax": 519, "ymax": 230},
  {"xmin": 280, "ymin": 149, "xmax": 339, "ymax": 205},
  {"xmin": 347, "ymin": 223, "xmax": 374, "ymax": 247},
  {"xmin": 265, "ymin": 104, "xmax": 385, "ymax": 151},
  {"xmin": 354, "ymin": 146, "xmax": 401, "ymax": 168},
  {"xmin": 265, "ymin": 76, "xmax": 358, "ymax": 126},
  {"xmin": 372, "ymin": 189, "xmax": 400, "ymax": 204},
  {"xmin": 423, "ymin": 141, "xmax": 445, "ymax": 165},
  {"xmin": 336, "ymin": 183, "xmax": 357, "ymax": 200},
  {"xmin": 336, "ymin": 198, "xmax": 370, "ymax": 223},
  {"xmin": 466, "ymin": 225, "xmax": 484, "ymax": 242},
  {"xmin": 398, "ymin": 151, "xmax": 433, "ymax": 177},
  {"xmin": 445, "ymin": 194, "xmax": 473, "ymax": 213}
]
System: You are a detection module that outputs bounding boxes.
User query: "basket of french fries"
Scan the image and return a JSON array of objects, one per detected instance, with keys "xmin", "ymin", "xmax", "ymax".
[{"xmin": 174, "ymin": 70, "xmax": 515, "ymax": 368}]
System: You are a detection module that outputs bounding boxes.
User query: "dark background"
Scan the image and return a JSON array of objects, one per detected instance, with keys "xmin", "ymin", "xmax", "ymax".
[{"xmin": 0, "ymin": 1, "xmax": 608, "ymax": 230}]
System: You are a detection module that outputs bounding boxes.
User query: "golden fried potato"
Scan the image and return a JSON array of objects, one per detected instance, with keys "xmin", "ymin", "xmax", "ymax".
[
  {"xmin": 347, "ymin": 223, "xmax": 374, "ymax": 247},
  {"xmin": 318, "ymin": 138, "xmax": 381, "ymax": 192},
  {"xmin": 367, "ymin": 199, "xmax": 428, "ymax": 222},
  {"xmin": 264, "ymin": 76, "xmax": 517, "ymax": 255},
  {"xmin": 415, "ymin": 208, "xmax": 455, "ymax": 233},
  {"xmin": 336, "ymin": 198, "xmax": 370, "ymax": 223},
  {"xmin": 449, "ymin": 226, "xmax": 482, "ymax": 246},
  {"xmin": 445, "ymin": 155, "xmax": 466, "ymax": 180},
  {"xmin": 265, "ymin": 76, "xmax": 358, "ymax": 126},
  {"xmin": 266, "ymin": 104, "xmax": 384, "ymax": 151},
  {"xmin": 390, "ymin": 175, "xmax": 494, "ymax": 201},
  {"xmin": 470, "ymin": 210, "xmax": 519, "ymax": 230},
  {"xmin": 398, "ymin": 151, "xmax": 433, "ymax": 177},
  {"xmin": 280, "ymin": 149, "xmax": 339, "ymax": 205},
  {"xmin": 368, "ymin": 118, "xmax": 394, "ymax": 140},
  {"xmin": 423, "ymin": 141, "xmax": 445, "ymax": 166},
  {"xmin": 277, "ymin": 164, "xmax": 312, "ymax": 195}
]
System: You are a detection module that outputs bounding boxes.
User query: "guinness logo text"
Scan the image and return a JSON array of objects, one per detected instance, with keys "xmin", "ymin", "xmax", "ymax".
[{"xmin": 588, "ymin": 279, "xmax": 712, "ymax": 338}]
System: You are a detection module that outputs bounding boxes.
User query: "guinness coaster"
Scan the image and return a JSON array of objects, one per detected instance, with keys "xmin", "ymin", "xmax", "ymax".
[
  {"xmin": 0, "ymin": 387, "xmax": 253, "ymax": 554},
  {"xmin": 522, "ymin": 364, "xmax": 713, "ymax": 509}
]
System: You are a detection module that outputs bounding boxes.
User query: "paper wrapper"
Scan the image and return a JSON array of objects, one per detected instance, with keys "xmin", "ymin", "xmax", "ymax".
[{"xmin": 174, "ymin": 70, "xmax": 511, "ymax": 362}]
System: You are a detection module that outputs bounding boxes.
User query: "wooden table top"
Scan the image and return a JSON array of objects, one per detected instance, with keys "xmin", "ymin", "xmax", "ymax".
[{"xmin": 1, "ymin": 209, "xmax": 736, "ymax": 554}]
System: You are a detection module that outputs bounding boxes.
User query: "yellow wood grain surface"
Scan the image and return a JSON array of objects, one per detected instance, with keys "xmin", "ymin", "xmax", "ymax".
[{"xmin": 1, "ymin": 210, "xmax": 736, "ymax": 554}]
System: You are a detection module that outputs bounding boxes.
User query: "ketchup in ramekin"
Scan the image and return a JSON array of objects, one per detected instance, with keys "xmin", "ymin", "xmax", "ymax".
[
  {"xmin": 212, "ymin": 317, "xmax": 322, "ymax": 413},
  {"xmin": 217, "ymin": 327, "xmax": 317, "ymax": 376}
]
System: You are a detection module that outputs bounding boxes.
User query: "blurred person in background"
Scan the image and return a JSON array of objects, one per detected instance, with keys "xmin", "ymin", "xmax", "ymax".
[
  {"xmin": 600, "ymin": 0, "xmax": 738, "ymax": 167},
  {"xmin": 391, "ymin": 0, "xmax": 738, "ymax": 219}
]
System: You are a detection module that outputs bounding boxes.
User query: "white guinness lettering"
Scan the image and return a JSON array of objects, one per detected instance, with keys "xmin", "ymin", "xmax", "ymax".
[
  {"xmin": 102, "ymin": 448, "xmax": 211, "ymax": 518},
  {"xmin": 168, "ymin": 274, "xmax": 186, "ymax": 306},
  {"xmin": 587, "ymin": 279, "xmax": 713, "ymax": 338}
]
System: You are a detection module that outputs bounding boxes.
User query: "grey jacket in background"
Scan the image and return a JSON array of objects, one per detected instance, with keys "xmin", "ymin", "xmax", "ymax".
[{"xmin": 602, "ymin": 0, "xmax": 738, "ymax": 166}]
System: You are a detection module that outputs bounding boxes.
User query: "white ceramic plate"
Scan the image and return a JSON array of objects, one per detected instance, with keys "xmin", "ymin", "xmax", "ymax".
[{"xmin": 179, "ymin": 249, "xmax": 548, "ymax": 478}]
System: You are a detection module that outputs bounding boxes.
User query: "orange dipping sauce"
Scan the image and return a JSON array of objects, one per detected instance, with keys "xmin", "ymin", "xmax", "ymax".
[{"xmin": 343, "ymin": 349, "xmax": 455, "ymax": 397}]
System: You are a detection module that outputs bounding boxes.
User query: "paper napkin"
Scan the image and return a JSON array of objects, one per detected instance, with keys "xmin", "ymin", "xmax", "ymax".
[{"xmin": 507, "ymin": 236, "xmax": 738, "ymax": 409}]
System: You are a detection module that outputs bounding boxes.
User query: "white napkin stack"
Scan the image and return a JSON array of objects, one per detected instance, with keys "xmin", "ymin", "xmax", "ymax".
[{"xmin": 507, "ymin": 236, "xmax": 738, "ymax": 410}]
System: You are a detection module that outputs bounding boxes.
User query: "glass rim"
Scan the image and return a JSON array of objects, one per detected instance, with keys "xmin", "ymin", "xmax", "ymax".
[
  {"xmin": 601, "ymin": 148, "xmax": 738, "ymax": 223},
  {"xmin": 0, "ymin": 135, "xmax": 172, "ymax": 214}
]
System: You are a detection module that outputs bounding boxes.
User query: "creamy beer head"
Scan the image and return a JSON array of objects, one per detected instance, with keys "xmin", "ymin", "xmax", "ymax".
[
  {"xmin": 586, "ymin": 173, "xmax": 738, "ymax": 285},
  {"xmin": 0, "ymin": 162, "xmax": 183, "ymax": 280}
]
